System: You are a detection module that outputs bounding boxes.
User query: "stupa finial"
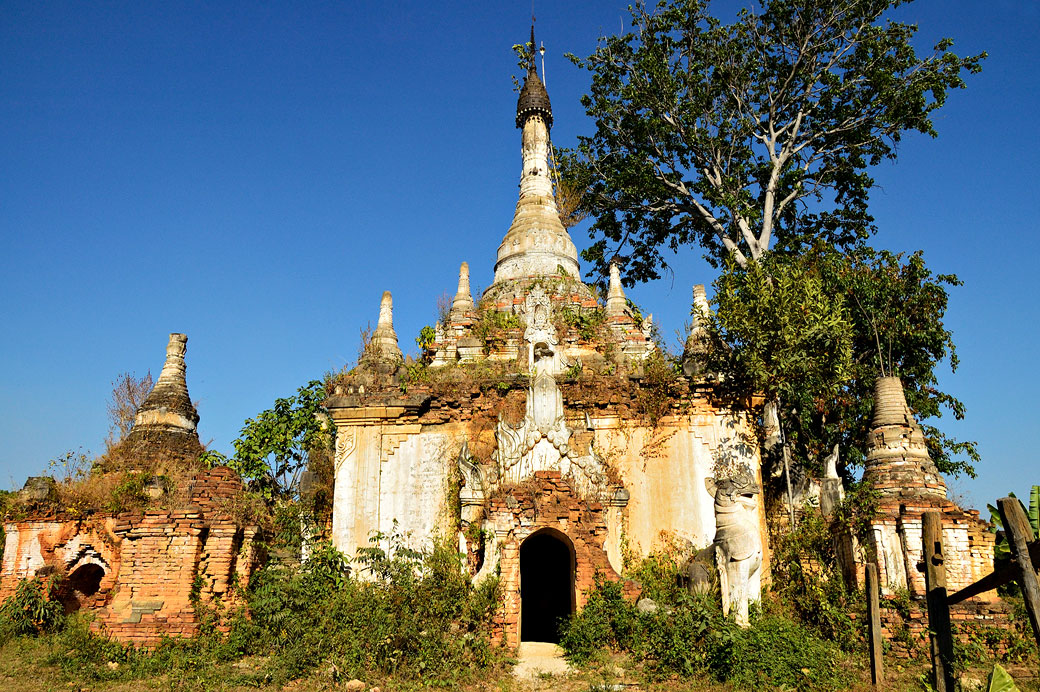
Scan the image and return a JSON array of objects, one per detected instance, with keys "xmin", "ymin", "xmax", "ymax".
[
  {"xmin": 451, "ymin": 262, "xmax": 475, "ymax": 315},
  {"xmin": 863, "ymin": 375, "xmax": 948, "ymax": 500},
  {"xmin": 132, "ymin": 333, "xmax": 198, "ymax": 434},
  {"xmin": 487, "ymin": 26, "xmax": 580, "ymax": 296},
  {"xmin": 691, "ymin": 284, "xmax": 710, "ymax": 329},
  {"xmin": 367, "ymin": 291, "xmax": 403, "ymax": 361},
  {"xmin": 529, "ymin": 24, "xmax": 537, "ymax": 74},
  {"xmin": 515, "ymin": 27, "xmax": 552, "ymax": 130},
  {"xmin": 118, "ymin": 332, "xmax": 204, "ymax": 466},
  {"xmin": 606, "ymin": 263, "xmax": 628, "ymax": 317}
]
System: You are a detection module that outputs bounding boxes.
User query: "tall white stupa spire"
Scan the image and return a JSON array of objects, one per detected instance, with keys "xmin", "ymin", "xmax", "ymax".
[{"xmin": 490, "ymin": 26, "xmax": 581, "ymax": 289}]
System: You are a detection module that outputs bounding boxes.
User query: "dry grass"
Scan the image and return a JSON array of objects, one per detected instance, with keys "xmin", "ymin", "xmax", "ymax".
[{"xmin": 6, "ymin": 446, "xmax": 224, "ymax": 521}]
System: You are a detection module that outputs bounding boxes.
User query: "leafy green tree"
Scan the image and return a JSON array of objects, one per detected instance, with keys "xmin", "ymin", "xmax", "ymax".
[
  {"xmin": 565, "ymin": 0, "xmax": 983, "ymax": 280},
  {"xmin": 712, "ymin": 246, "xmax": 977, "ymax": 479},
  {"xmin": 710, "ymin": 255, "xmax": 853, "ymax": 417},
  {"xmin": 565, "ymin": 0, "xmax": 982, "ymax": 479},
  {"xmin": 819, "ymin": 246, "xmax": 978, "ymax": 475},
  {"xmin": 708, "ymin": 252, "xmax": 852, "ymax": 510},
  {"xmin": 203, "ymin": 380, "xmax": 332, "ymax": 499}
]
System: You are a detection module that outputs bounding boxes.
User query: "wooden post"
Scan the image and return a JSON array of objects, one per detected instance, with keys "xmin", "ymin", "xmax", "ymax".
[
  {"xmin": 997, "ymin": 497, "xmax": 1040, "ymax": 650},
  {"xmin": 922, "ymin": 511, "xmax": 954, "ymax": 692},
  {"xmin": 865, "ymin": 563, "xmax": 884, "ymax": 687}
]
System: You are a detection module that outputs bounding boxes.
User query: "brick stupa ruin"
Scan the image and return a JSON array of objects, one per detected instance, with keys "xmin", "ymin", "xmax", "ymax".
[
  {"xmin": 861, "ymin": 376, "xmax": 996, "ymax": 597},
  {"xmin": 0, "ymin": 334, "xmax": 261, "ymax": 645}
]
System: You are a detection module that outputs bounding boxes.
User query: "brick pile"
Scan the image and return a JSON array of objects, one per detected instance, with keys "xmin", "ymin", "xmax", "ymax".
[{"xmin": 187, "ymin": 466, "xmax": 247, "ymax": 515}]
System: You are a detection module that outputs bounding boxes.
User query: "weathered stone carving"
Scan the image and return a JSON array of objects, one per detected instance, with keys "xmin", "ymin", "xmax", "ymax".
[
  {"xmin": 19, "ymin": 476, "xmax": 58, "ymax": 503},
  {"xmin": 333, "ymin": 426, "xmax": 357, "ymax": 471},
  {"xmin": 705, "ymin": 464, "xmax": 762, "ymax": 627},
  {"xmin": 458, "ymin": 442, "xmax": 487, "ymax": 523},
  {"xmin": 489, "ymin": 287, "xmax": 609, "ymax": 497},
  {"xmin": 495, "ymin": 287, "xmax": 570, "ymax": 482}
]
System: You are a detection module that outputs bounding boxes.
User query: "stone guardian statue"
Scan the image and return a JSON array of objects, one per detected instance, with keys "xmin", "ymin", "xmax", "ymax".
[{"xmin": 705, "ymin": 465, "xmax": 762, "ymax": 627}]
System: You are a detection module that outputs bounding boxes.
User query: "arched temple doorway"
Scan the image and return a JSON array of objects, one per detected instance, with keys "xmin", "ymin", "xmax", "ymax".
[
  {"xmin": 58, "ymin": 563, "xmax": 105, "ymax": 613},
  {"xmin": 520, "ymin": 529, "xmax": 575, "ymax": 643}
]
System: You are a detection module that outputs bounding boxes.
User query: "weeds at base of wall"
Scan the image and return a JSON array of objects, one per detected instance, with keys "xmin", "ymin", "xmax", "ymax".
[
  {"xmin": 558, "ymin": 571, "xmax": 857, "ymax": 691},
  {"xmin": 0, "ymin": 537, "xmax": 502, "ymax": 690},
  {"xmin": 769, "ymin": 498, "xmax": 869, "ymax": 652},
  {"xmin": 0, "ymin": 576, "xmax": 65, "ymax": 640}
]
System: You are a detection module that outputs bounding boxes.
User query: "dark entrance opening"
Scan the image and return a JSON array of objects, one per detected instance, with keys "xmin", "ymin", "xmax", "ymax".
[
  {"xmin": 59, "ymin": 563, "xmax": 104, "ymax": 613},
  {"xmin": 520, "ymin": 530, "xmax": 574, "ymax": 643}
]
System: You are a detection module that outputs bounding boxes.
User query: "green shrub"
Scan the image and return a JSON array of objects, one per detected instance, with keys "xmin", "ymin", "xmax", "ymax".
[
  {"xmin": 1, "ymin": 534, "xmax": 499, "ymax": 688},
  {"xmin": 559, "ymin": 577, "xmax": 640, "ymax": 663},
  {"xmin": 562, "ymin": 558, "xmax": 855, "ymax": 690},
  {"xmin": 638, "ymin": 593, "xmax": 737, "ymax": 679},
  {"xmin": 558, "ymin": 307, "xmax": 606, "ymax": 341},
  {"xmin": 0, "ymin": 576, "xmax": 65, "ymax": 639},
  {"xmin": 771, "ymin": 504, "xmax": 865, "ymax": 650},
  {"xmin": 726, "ymin": 614, "xmax": 854, "ymax": 691},
  {"xmin": 107, "ymin": 471, "xmax": 148, "ymax": 512},
  {"xmin": 45, "ymin": 611, "xmax": 261, "ymax": 685},
  {"xmin": 560, "ymin": 575, "xmax": 737, "ymax": 678},
  {"xmin": 626, "ymin": 549, "xmax": 689, "ymax": 606},
  {"xmin": 246, "ymin": 536, "xmax": 500, "ymax": 684}
]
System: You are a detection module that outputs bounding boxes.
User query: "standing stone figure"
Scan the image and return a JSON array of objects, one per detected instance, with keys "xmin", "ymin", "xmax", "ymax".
[{"xmin": 705, "ymin": 465, "xmax": 762, "ymax": 627}]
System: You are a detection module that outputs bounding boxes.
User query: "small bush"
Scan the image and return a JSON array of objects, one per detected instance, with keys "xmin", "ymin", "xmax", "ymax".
[
  {"xmin": 726, "ymin": 614, "xmax": 854, "ymax": 690},
  {"xmin": 559, "ymin": 577, "xmax": 640, "ymax": 663},
  {"xmin": 639, "ymin": 594, "xmax": 737, "ymax": 679},
  {"xmin": 558, "ymin": 307, "xmax": 606, "ymax": 341},
  {"xmin": 560, "ymin": 574, "xmax": 737, "ymax": 678},
  {"xmin": 771, "ymin": 505, "xmax": 865, "ymax": 650},
  {"xmin": 0, "ymin": 576, "xmax": 65, "ymax": 639},
  {"xmin": 626, "ymin": 548, "xmax": 689, "ymax": 606},
  {"xmin": 108, "ymin": 471, "xmax": 148, "ymax": 512}
]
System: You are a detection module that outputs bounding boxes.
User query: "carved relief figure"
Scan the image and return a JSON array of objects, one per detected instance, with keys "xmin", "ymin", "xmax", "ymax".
[
  {"xmin": 488, "ymin": 287, "xmax": 611, "ymax": 498},
  {"xmin": 705, "ymin": 464, "xmax": 762, "ymax": 627}
]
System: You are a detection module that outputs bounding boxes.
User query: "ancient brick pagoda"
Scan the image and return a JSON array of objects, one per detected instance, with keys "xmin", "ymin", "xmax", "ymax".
[
  {"xmin": 325, "ymin": 29, "xmax": 768, "ymax": 644},
  {"xmin": 861, "ymin": 376, "xmax": 997, "ymax": 597},
  {"xmin": 841, "ymin": 375, "xmax": 1008, "ymax": 656},
  {"xmin": 0, "ymin": 29, "xmax": 1006, "ymax": 655},
  {"xmin": 0, "ymin": 334, "xmax": 261, "ymax": 645}
]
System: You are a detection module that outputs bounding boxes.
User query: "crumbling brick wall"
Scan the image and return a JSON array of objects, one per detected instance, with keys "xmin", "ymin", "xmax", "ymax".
[
  {"xmin": 0, "ymin": 466, "xmax": 261, "ymax": 646},
  {"xmin": 877, "ymin": 597, "xmax": 1015, "ymax": 660},
  {"xmin": 868, "ymin": 498, "xmax": 998, "ymax": 599}
]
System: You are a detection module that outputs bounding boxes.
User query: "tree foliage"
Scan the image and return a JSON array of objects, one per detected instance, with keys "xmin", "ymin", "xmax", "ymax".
[
  {"xmin": 203, "ymin": 381, "xmax": 332, "ymax": 499},
  {"xmin": 821, "ymin": 245, "xmax": 977, "ymax": 474},
  {"xmin": 712, "ymin": 245, "xmax": 977, "ymax": 476},
  {"xmin": 707, "ymin": 245, "xmax": 973, "ymax": 478},
  {"xmin": 565, "ymin": 0, "xmax": 981, "ymax": 478},
  {"xmin": 709, "ymin": 253, "xmax": 853, "ymax": 416},
  {"xmin": 565, "ymin": 0, "xmax": 983, "ymax": 280}
]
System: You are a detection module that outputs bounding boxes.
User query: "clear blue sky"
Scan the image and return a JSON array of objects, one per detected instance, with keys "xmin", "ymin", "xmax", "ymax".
[{"xmin": 1, "ymin": 1, "xmax": 1036, "ymax": 511}]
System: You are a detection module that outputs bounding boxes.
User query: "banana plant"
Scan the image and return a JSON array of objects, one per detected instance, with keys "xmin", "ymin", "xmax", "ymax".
[
  {"xmin": 987, "ymin": 663, "xmax": 1020, "ymax": 692},
  {"xmin": 988, "ymin": 485, "xmax": 1039, "ymax": 562}
]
